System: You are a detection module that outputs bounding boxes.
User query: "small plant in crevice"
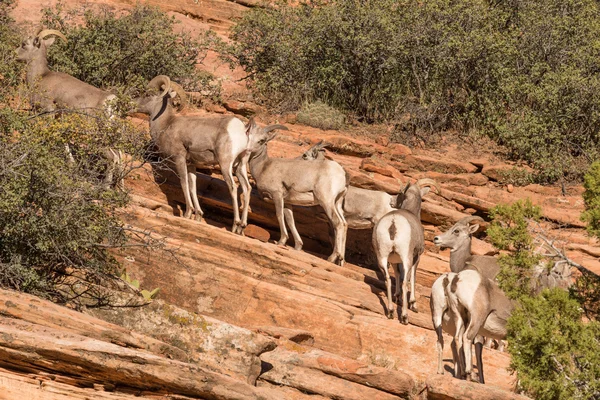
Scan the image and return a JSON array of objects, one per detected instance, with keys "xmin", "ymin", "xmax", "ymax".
[{"xmin": 296, "ymin": 101, "xmax": 346, "ymax": 131}]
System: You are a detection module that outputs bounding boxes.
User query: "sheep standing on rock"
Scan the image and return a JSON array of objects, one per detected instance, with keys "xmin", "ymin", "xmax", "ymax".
[
  {"xmin": 247, "ymin": 130, "xmax": 349, "ymax": 265},
  {"xmin": 372, "ymin": 179, "xmax": 439, "ymax": 324},
  {"xmin": 135, "ymin": 75, "xmax": 284, "ymax": 234}
]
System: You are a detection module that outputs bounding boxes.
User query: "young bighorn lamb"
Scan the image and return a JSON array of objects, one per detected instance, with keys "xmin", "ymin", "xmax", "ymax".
[
  {"xmin": 372, "ymin": 179, "xmax": 439, "ymax": 324},
  {"xmin": 136, "ymin": 75, "xmax": 282, "ymax": 234},
  {"xmin": 299, "ymin": 142, "xmax": 409, "ymax": 229},
  {"xmin": 248, "ymin": 131, "xmax": 349, "ymax": 265},
  {"xmin": 430, "ymin": 216, "xmax": 495, "ymax": 379},
  {"xmin": 16, "ymin": 29, "xmax": 123, "ymax": 187}
]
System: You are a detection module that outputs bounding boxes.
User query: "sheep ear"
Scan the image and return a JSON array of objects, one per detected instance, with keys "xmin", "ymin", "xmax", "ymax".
[
  {"xmin": 267, "ymin": 131, "xmax": 278, "ymax": 142},
  {"xmin": 43, "ymin": 37, "xmax": 56, "ymax": 47},
  {"xmin": 420, "ymin": 186, "xmax": 431, "ymax": 197},
  {"xmin": 245, "ymin": 117, "xmax": 256, "ymax": 137},
  {"xmin": 469, "ymin": 224, "xmax": 480, "ymax": 234},
  {"xmin": 168, "ymin": 89, "xmax": 177, "ymax": 99}
]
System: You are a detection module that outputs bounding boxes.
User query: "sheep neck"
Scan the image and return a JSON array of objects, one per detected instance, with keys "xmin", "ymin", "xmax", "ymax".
[
  {"xmin": 248, "ymin": 146, "xmax": 269, "ymax": 182},
  {"xmin": 148, "ymin": 99, "xmax": 174, "ymax": 141},
  {"xmin": 26, "ymin": 57, "xmax": 50, "ymax": 85},
  {"xmin": 450, "ymin": 237, "xmax": 472, "ymax": 273}
]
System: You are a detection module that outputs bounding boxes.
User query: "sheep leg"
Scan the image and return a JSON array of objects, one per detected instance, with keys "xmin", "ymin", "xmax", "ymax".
[
  {"xmin": 399, "ymin": 255, "xmax": 411, "ymax": 325},
  {"xmin": 174, "ymin": 158, "xmax": 194, "ymax": 219},
  {"xmin": 435, "ymin": 325, "xmax": 445, "ymax": 375},
  {"xmin": 187, "ymin": 166, "xmax": 204, "ymax": 221},
  {"xmin": 322, "ymin": 193, "xmax": 346, "ymax": 265},
  {"xmin": 409, "ymin": 253, "xmax": 420, "ymax": 312},
  {"xmin": 220, "ymin": 161, "xmax": 241, "ymax": 233},
  {"xmin": 334, "ymin": 189, "xmax": 347, "ymax": 266},
  {"xmin": 474, "ymin": 335, "xmax": 485, "ymax": 384},
  {"xmin": 377, "ymin": 255, "xmax": 394, "ymax": 319},
  {"xmin": 273, "ymin": 194, "xmax": 289, "ymax": 246},
  {"xmin": 393, "ymin": 262, "xmax": 401, "ymax": 303},
  {"xmin": 462, "ymin": 312, "xmax": 487, "ymax": 383},
  {"xmin": 283, "ymin": 206, "xmax": 303, "ymax": 250},
  {"xmin": 451, "ymin": 338, "xmax": 463, "ymax": 378},
  {"xmin": 234, "ymin": 154, "xmax": 251, "ymax": 235}
]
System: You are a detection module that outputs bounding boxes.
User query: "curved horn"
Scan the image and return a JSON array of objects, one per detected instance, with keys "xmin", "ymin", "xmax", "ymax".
[
  {"xmin": 263, "ymin": 124, "xmax": 289, "ymax": 134},
  {"xmin": 37, "ymin": 29, "xmax": 68, "ymax": 43},
  {"xmin": 416, "ymin": 178, "xmax": 441, "ymax": 193},
  {"xmin": 457, "ymin": 215, "xmax": 484, "ymax": 226},
  {"xmin": 147, "ymin": 75, "xmax": 171, "ymax": 98},
  {"xmin": 169, "ymin": 81, "xmax": 188, "ymax": 109}
]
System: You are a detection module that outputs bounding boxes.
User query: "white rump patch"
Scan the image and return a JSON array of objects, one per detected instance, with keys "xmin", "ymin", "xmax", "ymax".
[{"xmin": 227, "ymin": 118, "xmax": 249, "ymax": 157}]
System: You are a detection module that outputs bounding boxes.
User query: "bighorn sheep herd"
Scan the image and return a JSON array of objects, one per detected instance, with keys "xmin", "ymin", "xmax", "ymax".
[{"xmin": 15, "ymin": 28, "xmax": 577, "ymax": 387}]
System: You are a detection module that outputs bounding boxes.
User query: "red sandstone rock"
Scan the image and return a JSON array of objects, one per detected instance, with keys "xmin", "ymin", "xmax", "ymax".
[
  {"xmin": 426, "ymin": 374, "xmax": 531, "ymax": 400},
  {"xmin": 404, "ymin": 154, "xmax": 479, "ymax": 174}
]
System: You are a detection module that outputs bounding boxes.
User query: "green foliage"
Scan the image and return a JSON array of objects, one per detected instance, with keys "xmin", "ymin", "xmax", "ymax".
[
  {"xmin": 487, "ymin": 200, "xmax": 542, "ymax": 300},
  {"xmin": 120, "ymin": 271, "xmax": 160, "ymax": 301},
  {"xmin": 0, "ymin": 104, "xmax": 148, "ymax": 302},
  {"xmin": 296, "ymin": 101, "xmax": 346, "ymax": 130},
  {"xmin": 508, "ymin": 289, "xmax": 600, "ymax": 399},
  {"xmin": 581, "ymin": 161, "xmax": 600, "ymax": 238},
  {"xmin": 497, "ymin": 167, "xmax": 534, "ymax": 187},
  {"xmin": 41, "ymin": 2, "xmax": 221, "ymax": 97},
  {"xmin": 0, "ymin": 0, "xmax": 22, "ymax": 96},
  {"xmin": 232, "ymin": 0, "xmax": 600, "ymax": 181}
]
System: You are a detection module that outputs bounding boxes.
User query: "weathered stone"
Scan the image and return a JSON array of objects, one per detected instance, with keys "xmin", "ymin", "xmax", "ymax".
[
  {"xmin": 255, "ymin": 326, "xmax": 315, "ymax": 345},
  {"xmin": 360, "ymin": 158, "xmax": 403, "ymax": 180},
  {"xmin": 0, "ymin": 316, "xmax": 282, "ymax": 400},
  {"xmin": 468, "ymin": 173, "xmax": 490, "ymax": 186},
  {"xmin": 426, "ymin": 374, "xmax": 531, "ymax": 400},
  {"xmin": 222, "ymin": 100, "xmax": 263, "ymax": 117},
  {"xmin": 404, "ymin": 154, "xmax": 479, "ymax": 174},
  {"xmin": 482, "ymin": 164, "xmax": 532, "ymax": 182}
]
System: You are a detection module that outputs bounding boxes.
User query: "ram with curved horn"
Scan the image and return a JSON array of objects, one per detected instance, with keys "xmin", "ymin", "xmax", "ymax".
[
  {"xmin": 372, "ymin": 178, "xmax": 440, "ymax": 324},
  {"xmin": 16, "ymin": 28, "xmax": 125, "ymax": 188},
  {"xmin": 136, "ymin": 75, "xmax": 284, "ymax": 234}
]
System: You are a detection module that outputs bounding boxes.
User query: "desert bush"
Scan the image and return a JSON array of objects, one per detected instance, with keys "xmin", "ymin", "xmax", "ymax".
[
  {"xmin": 487, "ymin": 200, "xmax": 600, "ymax": 398},
  {"xmin": 581, "ymin": 161, "xmax": 600, "ymax": 238},
  {"xmin": 232, "ymin": 0, "xmax": 600, "ymax": 182},
  {"xmin": 508, "ymin": 289, "xmax": 600, "ymax": 399},
  {"xmin": 0, "ymin": 105, "xmax": 148, "ymax": 303},
  {"xmin": 0, "ymin": 0, "xmax": 22, "ymax": 95},
  {"xmin": 296, "ymin": 101, "xmax": 346, "ymax": 130},
  {"xmin": 40, "ymin": 2, "xmax": 221, "ymax": 97}
]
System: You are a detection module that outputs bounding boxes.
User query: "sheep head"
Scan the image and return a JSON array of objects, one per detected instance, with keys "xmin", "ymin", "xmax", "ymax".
[
  {"xmin": 395, "ymin": 178, "xmax": 440, "ymax": 215},
  {"xmin": 301, "ymin": 140, "xmax": 327, "ymax": 160},
  {"xmin": 246, "ymin": 118, "xmax": 289, "ymax": 157},
  {"xmin": 135, "ymin": 75, "xmax": 187, "ymax": 117},
  {"xmin": 433, "ymin": 215, "xmax": 484, "ymax": 250},
  {"xmin": 16, "ymin": 29, "xmax": 67, "ymax": 62}
]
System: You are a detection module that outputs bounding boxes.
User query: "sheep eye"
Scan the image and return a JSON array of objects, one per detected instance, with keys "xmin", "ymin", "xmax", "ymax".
[
  {"xmin": 453, "ymin": 230, "xmax": 459, "ymax": 235},
  {"xmin": 259, "ymin": 139, "xmax": 265, "ymax": 145}
]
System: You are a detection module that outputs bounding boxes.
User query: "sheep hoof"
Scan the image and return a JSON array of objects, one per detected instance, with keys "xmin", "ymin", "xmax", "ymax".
[
  {"xmin": 410, "ymin": 303, "xmax": 418, "ymax": 313},
  {"xmin": 294, "ymin": 244, "xmax": 303, "ymax": 251},
  {"xmin": 400, "ymin": 315, "xmax": 409, "ymax": 325},
  {"xmin": 386, "ymin": 310, "xmax": 394, "ymax": 319}
]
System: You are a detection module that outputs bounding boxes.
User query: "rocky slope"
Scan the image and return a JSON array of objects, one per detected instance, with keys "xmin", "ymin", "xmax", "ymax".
[{"xmin": 4, "ymin": 0, "xmax": 599, "ymax": 399}]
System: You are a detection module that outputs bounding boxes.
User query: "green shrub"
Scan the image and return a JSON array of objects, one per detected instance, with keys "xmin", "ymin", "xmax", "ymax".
[
  {"xmin": 581, "ymin": 161, "xmax": 600, "ymax": 238},
  {"xmin": 487, "ymin": 199, "xmax": 542, "ymax": 299},
  {"xmin": 508, "ymin": 289, "xmax": 600, "ymax": 399},
  {"xmin": 231, "ymin": 0, "xmax": 600, "ymax": 182},
  {"xmin": 296, "ymin": 101, "xmax": 346, "ymax": 130},
  {"xmin": 41, "ymin": 2, "xmax": 221, "ymax": 97},
  {"xmin": 0, "ymin": 105, "xmax": 148, "ymax": 303},
  {"xmin": 0, "ymin": 0, "xmax": 22, "ymax": 95}
]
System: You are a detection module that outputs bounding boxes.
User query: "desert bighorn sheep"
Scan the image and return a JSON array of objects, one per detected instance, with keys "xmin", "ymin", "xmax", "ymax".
[
  {"xmin": 247, "ymin": 131, "xmax": 349, "ymax": 265},
  {"xmin": 446, "ymin": 257, "xmax": 572, "ymax": 383},
  {"xmin": 372, "ymin": 179, "xmax": 439, "ymax": 324},
  {"xmin": 136, "ymin": 75, "xmax": 283, "ymax": 234},
  {"xmin": 16, "ymin": 29, "xmax": 118, "ymax": 113},
  {"xmin": 299, "ymin": 142, "xmax": 408, "ymax": 229},
  {"xmin": 430, "ymin": 216, "xmax": 497, "ymax": 379},
  {"xmin": 16, "ymin": 28, "xmax": 123, "ymax": 187}
]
